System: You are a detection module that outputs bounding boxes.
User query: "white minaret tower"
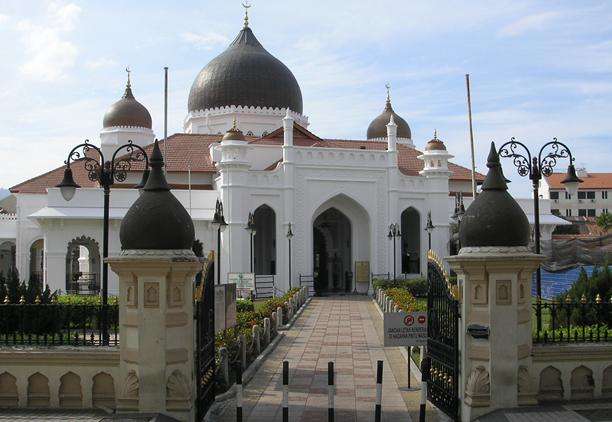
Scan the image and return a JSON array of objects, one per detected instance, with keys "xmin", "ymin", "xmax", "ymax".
[
  {"xmin": 418, "ymin": 131, "xmax": 453, "ymax": 176},
  {"xmin": 100, "ymin": 68, "xmax": 155, "ymax": 160}
]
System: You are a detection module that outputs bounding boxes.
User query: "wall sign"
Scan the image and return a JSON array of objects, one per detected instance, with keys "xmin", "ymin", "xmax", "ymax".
[
  {"xmin": 228, "ymin": 272, "xmax": 255, "ymax": 290},
  {"xmin": 355, "ymin": 261, "xmax": 370, "ymax": 283},
  {"xmin": 383, "ymin": 311, "xmax": 427, "ymax": 347}
]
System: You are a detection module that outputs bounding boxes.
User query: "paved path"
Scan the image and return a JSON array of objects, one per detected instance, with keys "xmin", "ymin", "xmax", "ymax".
[{"xmin": 216, "ymin": 296, "xmax": 418, "ymax": 422}]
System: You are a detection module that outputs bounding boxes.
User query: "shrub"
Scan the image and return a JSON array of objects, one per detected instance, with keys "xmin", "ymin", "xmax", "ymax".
[
  {"xmin": 56, "ymin": 294, "xmax": 118, "ymax": 306},
  {"xmin": 373, "ymin": 277, "xmax": 428, "ymax": 297},
  {"xmin": 384, "ymin": 288, "xmax": 426, "ymax": 312},
  {"xmin": 236, "ymin": 299, "xmax": 254, "ymax": 313}
]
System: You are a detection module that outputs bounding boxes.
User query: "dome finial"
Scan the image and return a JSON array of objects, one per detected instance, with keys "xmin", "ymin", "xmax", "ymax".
[
  {"xmin": 242, "ymin": 1, "xmax": 251, "ymax": 28},
  {"xmin": 385, "ymin": 82, "xmax": 391, "ymax": 103},
  {"xmin": 123, "ymin": 66, "xmax": 134, "ymax": 99},
  {"xmin": 125, "ymin": 66, "xmax": 131, "ymax": 88},
  {"xmin": 433, "ymin": 129, "xmax": 437, "ymax": 140}
]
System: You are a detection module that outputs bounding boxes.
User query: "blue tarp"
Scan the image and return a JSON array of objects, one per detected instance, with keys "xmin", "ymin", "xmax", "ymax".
[{"xmin": 532, "ymin": 265, "xmax": 609, "ymax": 299}]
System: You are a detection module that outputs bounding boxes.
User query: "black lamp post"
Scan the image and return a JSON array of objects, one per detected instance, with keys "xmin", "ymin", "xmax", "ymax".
[
  {"xmin": 211, "ymin": 199, "xmax": 228, "ymax": 285},
  {"xmin": 498, "ymin": 137, "xmax": 582, "ymax": 332},
  {"xmin": 57, "ymin": 140, "xmax": 149, "ymax": 345},
  {"xmin": 388, "ymin": 223, "xmax": 401, "ymax": 280},
  {"xmin": 425, "ymin": 211, "xmax": 435, "ymax": 251},
  {"xmin": 286, "ymin": 223, "xmax": 293, "ymax": 289},
  {"xmin": 245, "ymin": 212, "xmax": 256, "ymax": 273}
]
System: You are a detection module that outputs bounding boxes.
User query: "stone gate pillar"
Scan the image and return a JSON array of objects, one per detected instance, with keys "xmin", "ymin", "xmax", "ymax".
[
  {"xmin": 446, "ymin": 143, "xmax": 543, "ymax": 421},
  {"xmin": 108, "ymin": 140, "xmax": 201, "ymax": 421}
]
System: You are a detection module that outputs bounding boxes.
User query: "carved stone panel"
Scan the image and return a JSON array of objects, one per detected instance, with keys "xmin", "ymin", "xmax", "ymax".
[
  {"xmin": 472, "ymin": 280, "xmax": 488, "ymax": 305},
  {"xmin": 143, "ymin": 282, "xmax": 159, "ymax": 308},
  {"xmin": 495, "ymin": 280, "xmax": 512, "ymax": 305},
  {"xmin": 465, "ymin": 366, "xmax": 490, "ymax": 407}
]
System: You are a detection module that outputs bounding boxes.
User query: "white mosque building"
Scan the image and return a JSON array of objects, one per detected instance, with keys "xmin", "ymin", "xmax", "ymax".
[{"xmin": 0, "ymin": 14, "xmax": 565, "ymax": 296}]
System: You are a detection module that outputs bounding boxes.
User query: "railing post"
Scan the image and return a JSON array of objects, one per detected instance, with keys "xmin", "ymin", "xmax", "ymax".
[
  {"xmin": 375, "ymin": 360, "xmax": 383, "ymax": 422},
  {"xmin": 236, "ymin": 363, "xmax": 243, "ymax": 422},
  {"xmin": 282, "ymin": 361, "xmax": 289, "ymax": 422},
  {"xmin": 328, "ymin": 361, "xmax": 335, "ymax": 422}
]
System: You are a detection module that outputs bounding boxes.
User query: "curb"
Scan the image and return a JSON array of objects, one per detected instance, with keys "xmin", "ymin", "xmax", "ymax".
[{"xmin": 204, "ymin": 294, "xmax": 311, "ymax": 420}]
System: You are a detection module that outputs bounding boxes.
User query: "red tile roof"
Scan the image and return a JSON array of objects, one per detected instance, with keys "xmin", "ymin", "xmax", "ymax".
[
  {"xmin": 10, "ymin": 127, "xmax": 484, "ymax": 194},
  {"xmin": 547, "ymin": 172, "xmax": 612, "ymax": 190}
]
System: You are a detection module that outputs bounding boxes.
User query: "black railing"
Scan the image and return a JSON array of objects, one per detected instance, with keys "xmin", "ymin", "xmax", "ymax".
[
  {"xmin": 533, "ymin": 296, "xmax": 612, "ymax": 344},
  {"xmin": 0, "ymin": 303, "xmax": 119, "ymax": 346},
  {"xmin": 66, "ymin": 273, "xmax": 100, "ymax": 295},
  {"xmin": 254, "ymin": 275, "xmax": 275, "ymax": 299}
]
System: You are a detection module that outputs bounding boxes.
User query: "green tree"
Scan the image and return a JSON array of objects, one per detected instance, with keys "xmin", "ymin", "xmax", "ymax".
[
  {"xmin": 596, "ymin": 212, "xmax": 612, "ymax": 231},
  {"xmin": 0, "ymin": 272, "xmax": 6, "ymax": 302},
  {"xmin": 5, "ymin": 268, "xmax": 21, "ymax": 303}
]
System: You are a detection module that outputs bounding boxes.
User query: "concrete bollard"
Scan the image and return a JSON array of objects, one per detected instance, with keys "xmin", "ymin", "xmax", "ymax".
[
  {"xmin": 394, "ymin": 305, "xmax": 399, "ymax": 313},
  {"xmin": 263, "ymin": 317, "xmax": 271, "ymax": 345},
  {"xmin": 252, "ymin": 325, "xmax": 261, "ymax": 355},
  {"xmin": 277, "ymin": 307, "xmax": 284, "ymax": 328},
  {"xmin": 219, "ymin": 347, "xmax": 230, "ymax": 386}
]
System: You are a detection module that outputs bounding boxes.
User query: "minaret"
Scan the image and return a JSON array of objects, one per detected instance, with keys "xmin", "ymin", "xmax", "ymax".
[
  {"xmin": 100, "ymin": 69, "xmax": 154, "ymax": 160},
  {"xmin": 418, "ymin": 131, "xmax": 453, "ymax": 177}
]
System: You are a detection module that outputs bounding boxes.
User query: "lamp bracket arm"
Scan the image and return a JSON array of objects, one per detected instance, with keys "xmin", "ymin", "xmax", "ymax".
[
  {"xmin": 498, "ymin": 137, "xmax": 532, "ymax": 178},
  {"xmin": 537, "ymin": 138, "xmax": 573, "ymax": 177},
  {"xmin": 109, "ymin": 141, "xmax": 150, "ymax": 184}
]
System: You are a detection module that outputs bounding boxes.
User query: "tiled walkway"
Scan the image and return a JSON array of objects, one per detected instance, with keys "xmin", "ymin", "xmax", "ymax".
[{"xmin": 217, "ymin": 296, "xmax": 413, "ymax": 422}]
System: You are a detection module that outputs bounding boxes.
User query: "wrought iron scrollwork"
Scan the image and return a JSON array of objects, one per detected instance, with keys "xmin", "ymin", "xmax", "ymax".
[
  {"xmin": 498, "ymin": 137, "xmax": 532, "ymax": 178},
  {"xmin": 64, "ymin": 140, "xmax": 149, "ymax": 186},
  {"xmin": 538, "ymin": 138, "xmax": 573, "ymax": 177}
]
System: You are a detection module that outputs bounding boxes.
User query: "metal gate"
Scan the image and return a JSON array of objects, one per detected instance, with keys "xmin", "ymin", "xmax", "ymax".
[
  {"xmin": 427, "ymin": 251, "xmax": 460, "ymax": 421},
  {"xmin": 195, "ymin": 252, "xmax": 216, "ymax": 421}
]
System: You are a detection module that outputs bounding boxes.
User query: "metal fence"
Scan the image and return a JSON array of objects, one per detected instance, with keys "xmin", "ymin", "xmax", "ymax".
[
  {"xmin": 533, "ymin": 295, "xmax": 612, "ymax": 344},
  {"xmin": 299, "ymin": 274, "xmax": 315, "ymax": 297},
  {"xmin": 254, "ymin": 275, "xmax": 275, "ymax": 299},
  {"xmin": 0, "ymin": 303, "xmax": 119, "ymax": 346}
]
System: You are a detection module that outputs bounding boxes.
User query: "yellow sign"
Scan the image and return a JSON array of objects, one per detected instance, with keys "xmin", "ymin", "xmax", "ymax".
[{"xmin": 355, "ymin": 261, "xmax": 370, "ymax": 283}]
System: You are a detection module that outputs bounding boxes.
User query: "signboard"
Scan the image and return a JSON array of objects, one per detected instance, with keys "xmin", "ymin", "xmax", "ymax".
[
  {"xmin": 214, "ymin": 283, "xmax": 237, "ymax": 333},
  {"xmin": 383, "ymin": 311, "xmax": 427, "ymax": 347},
  {"xmin": 228, "ymin": 272, "xmax": 255, "ymax": 290},
  {"xmin": 355, "ymin": 261, "xmax": 370, "ymax": 283}
]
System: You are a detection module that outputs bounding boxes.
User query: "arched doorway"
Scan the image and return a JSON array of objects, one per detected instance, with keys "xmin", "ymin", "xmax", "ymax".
[
  {"xmin": 253, "ymin": 205, "xmax": 276, "ymax": 275},
  {"xmin": 29, "ymin": 239, "xmax": 44, "ymax": 287},
  {"xmin": 401, "ymin": 208, "xmax": 420, "ymax": 275},
  {"xmin": 313, "ymin": 208, "xmax": 352, "ymax": 295},
  {"xmin": 0, "ymin": 241, "xmax": 16, "ymax": 277},
  {"xmin": 65, "ymin": 236, "xmax": 101, "ymax": 294}
]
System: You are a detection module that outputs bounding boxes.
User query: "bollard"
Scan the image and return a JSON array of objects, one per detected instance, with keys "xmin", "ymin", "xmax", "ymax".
[
  {"xmin": 328, "ymin": 361, "xmax": 335, "ymax": 422},
  {"xmin": 283, "ymin": 360, "xmax": 289, "ymax": 422},
  {"xmin": 419, "ymin": 356, "xmax": 430, "ymax": 422},
  {"xmin": 236, "ymin": 363, "xmax": 243, "ymax": 422},
  {"xmin": 407, "ymin": 346, "xmax": 411, "ymax": 389},
  {"xmin": 375, "ymin": 360, "xmax": 383, "ymax": 422}
]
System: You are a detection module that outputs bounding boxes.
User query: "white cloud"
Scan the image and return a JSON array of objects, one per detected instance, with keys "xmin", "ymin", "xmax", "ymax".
[
  {"xmin": 17, "ymin": 1, "xmax": 81, "ymax": 82},
  {"xmin": 85, "ymin": 58, "xmax": 117, "ymax": 70},
  {"xmin": 499, "ymin": 11, "xmax": 562, "ymax": 37},
  {"xmin": 180, "ymin": 31, "xmax": 228, "ymax": 50},
  {"xmin": 0, "ymin": 14, "xmax": 9, "ymax": 25}
]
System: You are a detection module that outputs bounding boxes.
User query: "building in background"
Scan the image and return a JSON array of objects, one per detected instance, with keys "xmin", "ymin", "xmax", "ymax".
[
  {"xmin": 543, "ymin": 168, "xmax": 612, "ymax": 217},
  {"xmin": 0, "ymin": 12, "xmax": 567, "ymax": 296}
]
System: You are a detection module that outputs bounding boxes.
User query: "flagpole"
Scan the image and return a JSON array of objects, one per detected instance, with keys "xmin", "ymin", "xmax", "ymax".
[
  {"xmin": 164, "ymin": 66, "xmax": 168, "ymax": 171},
  {"xmin": 466, "ymin": 74, "xmax": 477, "ymax": 198}
]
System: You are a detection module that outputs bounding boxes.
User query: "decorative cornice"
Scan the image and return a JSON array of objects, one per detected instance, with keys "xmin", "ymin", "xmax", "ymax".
[
  {"xmin": 458, "ymin": 246, "xmax": 532, "ymax": 254},
  {"xmin": 186, "ymin": 105, "xmax": 309, "ymax": 122}
]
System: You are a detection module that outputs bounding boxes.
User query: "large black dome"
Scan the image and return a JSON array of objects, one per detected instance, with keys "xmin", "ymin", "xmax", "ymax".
[
  {"xmin": 367, "ymin": 98, "xmax": 411, "ymax": 139},
  {"xmin": 188, "ymin": 26, "xmax": 303, "ymax": 114},
  {"xmin": 103, "ymin": 83, "xmax": 152, "ymax": 129}
]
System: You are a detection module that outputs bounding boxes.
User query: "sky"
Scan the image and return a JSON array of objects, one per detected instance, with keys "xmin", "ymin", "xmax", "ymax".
[{"xmin": 1, "ymin": 0, "xmax": 611, "ymax": 197}]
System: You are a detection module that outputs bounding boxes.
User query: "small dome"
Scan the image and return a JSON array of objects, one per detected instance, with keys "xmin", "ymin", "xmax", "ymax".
[
  {"xmin": 459, "ymin": 142, "xmax": 529, "ymax": 248},
  {"xmin": 367, "ymin": 97, "xmax": 411, "ymax": 140},
  {"xmin": 103, "ymin": 78, "xmax": 152, "ymax": 129},
  {"xmin": 425, "ymin": 131, "xmax": 447, "ymax": 151},
  {"xmin": 188, "ymin": 25, "xmax": 303, "ymax": 114},
  {"xmin": 222, "ymin": 120, "xmax": 246, "ymax": 141},
  {"xmin": 120, "ymin": 140, "xmax": 195, "ymax": 250}
]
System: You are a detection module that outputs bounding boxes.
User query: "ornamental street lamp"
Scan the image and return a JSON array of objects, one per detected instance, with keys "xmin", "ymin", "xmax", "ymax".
[
  {"xmin": 388, "ymin": 223, "xmax": 401, "ymax": 281},
  {"xmin": 57, "ymin": 140, "xmax": 149, "ymax": 345},
  {"xmin": 498, "ymin": 137, "xmax": 582, "ymax": 332},
  {"xmin": 286, "ymin": 223, "xmax": 294, "ymax": 289},
  {"xmin": 211, "ymin": 199, "xmax": 228, "ymax": 285},
  {"xmin": 245, "ymin": 212, "xmax": 256, "ymax": 273},
  {"xmin": 425, "ymin": 211, "xmax": 435, "ymax": 251}
]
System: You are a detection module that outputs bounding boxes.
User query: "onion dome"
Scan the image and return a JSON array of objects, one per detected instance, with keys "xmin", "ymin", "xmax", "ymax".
[
  {"xmin": 188, "ymin": 21, "xmax": 303, "ymax": 114},
  {"xmin": 459, "ymin": 142, "xmax": 529, "ymax": 248},
  {"xmin": 120, "ymin": 140, "xmax": 195, "ymax": 250},
  {"xmin": 367, "ymin": 92, "xmax": 411, "ymax": 140},
  {"xmin": 103, "ymin": 73, "xmax": 152, "ymax": 129},
  {"xmin": 425, "ymin": 131, "xmax": 447, "ymax": 151}
]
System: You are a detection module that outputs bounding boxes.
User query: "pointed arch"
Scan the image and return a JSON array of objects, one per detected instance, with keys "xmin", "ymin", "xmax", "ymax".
[
  {"xmin": 401, "ymin": 207, "xmax": 420, "ymax": 274},
  {"xmin": 253, "ymin": 204, "xmax": 276, "ymax": 275},
  {"xmin": 65, "ymin": 236, "xmax": 101, "ymax": 294},
  {"xmin": 29, "ymin": 239, "xmax": 44, "ymax": 287}
]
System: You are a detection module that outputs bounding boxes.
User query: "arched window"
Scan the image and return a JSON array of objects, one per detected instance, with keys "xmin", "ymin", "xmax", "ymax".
[
  {"xmin": 401, "ymin": 208, "xmax": 420, "ymax": 274},
  {"xmin": 246, "ymin": 131, "xmax": 254, "ymax": 136},
  {"xmin": 0, "ymin": 241, "xmax": 16, "ymax": 276},
  {"xmin": 65, "ymin": 236, "xmax": 101, "ymax": 294},
  {"xmin": 29, "ymin": 239, "xmax": 44, "ymax": 288},
  {"xmin": 253, "ymin": 205, "xmax": 276, "ymax": 275}
]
